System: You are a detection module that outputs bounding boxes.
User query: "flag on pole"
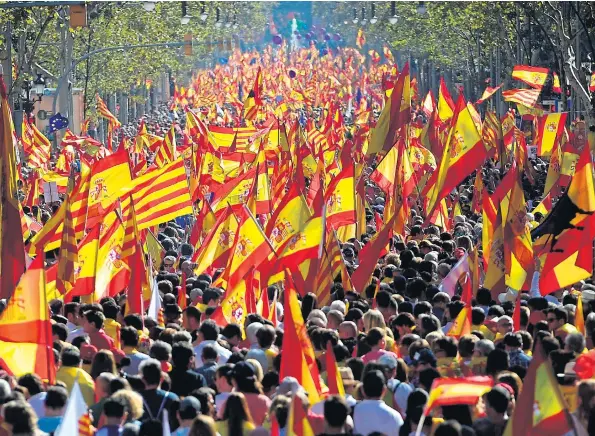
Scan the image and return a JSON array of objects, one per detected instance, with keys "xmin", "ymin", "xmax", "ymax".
[
  {"xmin": 511, "ymin": 65, "xmax": 549, "ymax": 89},
  {"xmin": 54, "ymin": 382, "xmax": 89, "ymax": 436}
]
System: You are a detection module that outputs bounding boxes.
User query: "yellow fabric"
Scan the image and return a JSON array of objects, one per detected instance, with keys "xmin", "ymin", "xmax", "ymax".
[
  {"xmin": 103, "ymin": 318, "xmax": 121, "ymax": 349},
  {"xmin": 56, "ymin": 366, "xmax": 95, "ymax": 406},
  {"xmin": 216, "ymin": 420, "xmax": 255, "ymax": 436}
]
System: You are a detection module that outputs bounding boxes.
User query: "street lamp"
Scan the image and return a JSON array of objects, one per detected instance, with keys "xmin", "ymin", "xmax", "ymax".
[
  {"xmin": 417, "ymin": 2, "xmax": 427, "ymax": 15},
  {"xmin": 215, "ymin": 7, "xmax": 222, "ymax": 28},
  {"xmin": 225, "ymin": 14, "xmax": 232, "ymax": 28},
  {"xmin": 389, "ymin": 1, "xmax": 398, "ymax": 24},
  {"xmin": 180, "ymin": 1, "xmax": 191, "ymax": 25},
  {"xmin": 200, "ymin": 2, "xmax": 208, "ymax": 21},
  {"xmin": 370, "ymin": 3, "xmax": 378, "ymax": 24},
  {"xmin": 33, "ymin": 74, "xmax": 45, "ymax": 95},
  {"xmin": 142, "ymin": 1, "xmax": 155, "ymax": 12},
  {"xmin": 361, "ymin": 7, "xmax": 367, "ymax": 25},
  {"xmin": 352, "ymin": 7, "xmax": 358, "ymax": 24},
  {"xmin": 232, "ymin": 13, "xmax": 238, "ymax": 29}
]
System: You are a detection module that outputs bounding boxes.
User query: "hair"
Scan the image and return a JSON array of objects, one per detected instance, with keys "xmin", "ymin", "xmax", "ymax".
[
  {"xmin": 3, "ymin": 400, "xmax": 38, "ymax": 434},
  {"xmin": 61, "ymin": 346, "xmax": 81, "ymax": 367},
  {"xmin": 565, "ymin": 332, "xmax": 586, "ymax": 354},
  {"xmin": 256, "ymin": 325, "xmax": 276, "ymax": 348},
  {"xmin": 324, "ymin": 395, "xmax": 349, "ymax": 428},
  {"xmin": 90, "ymin": 350, "xmax": 117, "ymax": 380},
  {"xmin": 222, "ymin": 392, "xmax": 254, "ymax": 436},
  {"xmin": 486, "ymin": 348, "xmax": 509, "ymax": 377},
  {"xmin": 362, "ymin": 369, "xmax": 385, "ymax": 398},
  {"xmin": 199, "ymin": 320, "xmax": 219, "ymax": 341},
  {"xmin": 44, "ymin": 386, "xmax": 68, "ymax": 411},
  {"xmin": 363, "ymin": 309, "xmax": 386, "ymax": 332},
  {"xmin": 17, "ymin": 374, "xmax": 44, "ymax": 397},
  {"xmin": 83, "ymin": 310, "xmax": 105, "ymax": 330},
  {"xmin": 123, "ymin": 314, "xmax": 144, "ymax": 331},
  {"xmin": 103, "ymin": 397, "xmax": 128, "ymax": 419},
  {"xmin": 171, "ymin": 341, "xmax": 195, "ymax": 369},
  {"xmin": 52, "ymin": 323, "xmax": 68, "ymax": 341},
  {"xmin": 121, "ymin": 326, "xmax": 140, "ymax": 347},
  {"xmin": 458, "ymin": 335, "xmax": 478, "ymax": 358},
  {"xmin": 188, "ymin": 415, "xmax": 218, "ymax": 436},
  {"xmin": 149, "ymin": 340, "xmax": 172, "ymax": 361},
  {"xmin": 202, "ymin": 344, "xmax": 218, "ymax": 361},
  {"xmin": 140, "ymin": 359, "xmax": 162, "ymax": 386},
  {"xmin": 576, "ymin": 380, "xmax": 595, "ymax": 424}
]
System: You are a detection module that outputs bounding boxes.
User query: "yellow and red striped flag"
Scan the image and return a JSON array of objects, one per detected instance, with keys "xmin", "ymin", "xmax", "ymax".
[
  {"xmin": 153, "ymin": 124, "xmax": 177, "ymax": 168},
  {"xmin": 56, "ymin": 194, "xmax": 78, "ymax": 294},
  {"xmin": 96, "ymin": 93, "xmax": 121, "ymax": 149},
  {"xmin": 535, "ymin": 113, "xmax": 567, "ymax": 157},
  {"xmin": 512, "ymin": 65, "xmax": 549, "ymax": 89},
  {"xmin": 27, "ymin": 120, "xmax": 51, "ymax": 170},
  {"xmin": 244, "ymin": 67, "xmax": 263, "ymax": 122},
  {"xmin": 502, "ymin": 88, "xmax": 541, "ymax": 108},
  {"xmin": 0, "ymin": 75, "xmax": 26, "ymax": 300},
  {"xmin": 126, "ymin": 159, "xmax": 193, "ymax": 230},
  {"xmin": 476, "ymin": 83, "xmax": 502, "ymax": 104},
  {"xmin": 0, "ymin": 254, "xmax": 55, "ymax": 383}
]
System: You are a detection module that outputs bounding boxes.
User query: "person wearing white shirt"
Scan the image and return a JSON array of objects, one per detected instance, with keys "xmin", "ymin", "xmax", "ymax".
[
  {"xmin": 354, "ymin": 370, "xmax": 404, "ymax": 436},
  {"xmin": 65, "ymin": 302, "xmax": 85, "ymax": 343},
  {"xmin": 192, "ymin": 320, "xmax": 231, "ymax": 368}
]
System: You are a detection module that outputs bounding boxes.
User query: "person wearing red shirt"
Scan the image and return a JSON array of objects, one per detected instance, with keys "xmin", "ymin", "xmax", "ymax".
[{"xmin": 82, "ymin": 310, "xmax": 115, "ymax": 351}]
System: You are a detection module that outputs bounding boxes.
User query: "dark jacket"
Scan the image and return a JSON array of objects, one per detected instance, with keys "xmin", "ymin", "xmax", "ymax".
[
  {"xmin": 168, "ymin": 366, "xmax": 206, "ymax": 397},
  {"xmin": 140, "ymin": 388, "xmax": 180, "ymax": 430}
]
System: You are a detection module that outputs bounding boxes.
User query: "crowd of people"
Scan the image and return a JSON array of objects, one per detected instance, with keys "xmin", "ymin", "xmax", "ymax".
[{"xmin": 4, "ymin": 34, "xmax": 595, "ymax": 436}]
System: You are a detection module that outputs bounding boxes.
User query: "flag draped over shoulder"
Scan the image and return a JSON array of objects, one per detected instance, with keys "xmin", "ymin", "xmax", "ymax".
[
  {"xmin": 0, "ymin": 76, "xmax": 26, "ymax": 300},
  {"xmin": 0, "ymin": 255, "xmax": 55, "ymax": 383}
]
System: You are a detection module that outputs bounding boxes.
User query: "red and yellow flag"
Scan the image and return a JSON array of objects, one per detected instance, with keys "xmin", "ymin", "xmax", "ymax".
[
  {"xmin": 446, "ymin": 273, "xmax": 473, "ymax": 338},
  {"xmin": 325, "ymin": 165, "xmax": 356, "ymax": 228},
  {"xmin": 437, "ymin": 77, "xmax": 455, "ymax": 124},
  {"xmin": 535, "ymin": 113, "xmax": 567, "ymax": 157},
  {"xmin": 153, "ymin": 124, "xmax": 177, "ymax": 168},
  {"xmin": 424, "ymin": 376, "xmax": 492, "ymax": 416},
  {"xmin": 502, "ymin": 88, "xmax": 541, "ymax": 108},
  {"xmin": 56, "ymin": 194, "xmax": 78, "ymax": 294},
  {"xmin": 244, "ymin": 67, "xmax": 263, "ymax": 122},
  {"xmin": 0, "ymin": 254, "xmax": 55, "ymax": 383},
  {"xmin": 325, "ymin": 341, "xmax": 345, "ymax": 397},
  {"xmin": 503, "ymin": 341, "xmax": 574, "ymax": 435},
  {"xmin": 0, "ymin": 76, "xmax": 26, "ymax": 300},
  {"xmin": 356, "ymin": 28, "xmax": 365, "ymax": 48},
  {"xmin": 280, "ymin": 271, "xmax": 323, "ymax": 403},
  {"xmin": 512, "ymin": 65, "xmax": 549, "ymax": 89}
]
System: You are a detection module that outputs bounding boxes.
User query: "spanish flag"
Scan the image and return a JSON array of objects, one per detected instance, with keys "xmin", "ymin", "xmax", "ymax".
[
  {"xmin": 532, "ymin": 146, "xmax": 595, "ymax": 295},
  {"xmin": 280, "ymin": 271, "xmax": 323, "ymax": 403},
  {"xmin": 424, "ymin": 376, "xmax": 492, "ymax": 416},
  {"xmin": 483, "ymin": 195, "xmax": 506, "ymax": 300},
  {"xmin": 0, "ymin": 254, "xmax": 56, "ymax": 383},
  {"xmin": 367, "ymin": 63, "xmax": 410, "ymax": 155},
  {"xmin": 125, "ymin": 241, "xmax": 151, "ymax": 316},
  {"xmin": 446, "ymin": 273, "xmax": 473, "ymax": 338},
  {"xmin": 56, "ymin": 193, "xmax": 78, "ymax": 294},
  {"xmin": 287, "ymin": 394, "xmax": 315, "ymax": 436},
  {"xmin": 370, "ymin": 139, "xmax": 398, "ymax": 195},
  {"xmin": 503, "ymin": 340, "xmax": 574, "ymax": 435},
  {"xmin": 535, "ymin": 113, "xmax": 567, "ymax": 157},
  {"xmin": 512, "ymin": 65, "xmax": 549, "ymax": 89},
  {"xmin": 0, "ymin": 75, "xmax": 26, "ymax": 300},
  {"xmin": 590, "ymin": 72, "xmax": 595, "ymax": 93},
  {"xmin": 325, "ymin": 164, "xmax": 356, "ymax": 228},
  {"xmin": 437, "ymin": 77, "xmax": 455, "ymax": 124},
  {"xmin": 424, "ymin": 94, "xmax": 487, "ymax": 215},
  {"xmin": 476, "ymin": 83, "xmax": 502, "ymax": 104},
  {"xmin": 552, "ymin": 72, "xmax": 562, "ymax": 94},
  {"xmin": 192, "ymin": 206, "xmax": 239, "ymax": 276},
  {"xmin": 325, "ymin": 341, "xmax": 345, "ymax": 397}
]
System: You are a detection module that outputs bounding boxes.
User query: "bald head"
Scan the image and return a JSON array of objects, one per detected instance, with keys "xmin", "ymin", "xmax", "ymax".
[{"xmin": 339, "ymin": 321, "xmax": 358, "ymax": 339}]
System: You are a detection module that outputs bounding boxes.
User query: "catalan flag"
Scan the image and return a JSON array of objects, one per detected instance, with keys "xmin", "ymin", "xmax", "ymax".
[
  {"xmin": 502, "ymin": 88, "xmax": 541, "ymax": 108},
  {"xmin": 56, "ymin": 194, "xmax": 78, "ymax": 294},
  {"xmin": 0, "ymin": 75, "xmax": 26, "ymax": 300},
  {"xmin": 0, "ymin": 254, "xmax": 55, "ymax": 383},
  {"xmin": 512, "ymin": 65, "xmax": 549, "ymax": 89},
  {"xmin": 126, "ymin": 159, "xmax": 193, "ymax": 230},
  {"xmin": 96, "ymin": 93, "xmax": 121, "ymax": 149},
  {"xmin": 27, "ymin": 120, "xmax": 51, "ymax": 170},
  {"xmin": 244, "ymin": 67, "xmax": 263, "ymax": 122},
  {"xmin": 153, "ymin": 124, "xmax": 177, "ymax": 168},
  {"xmin": 503, "ymin": 340, "xmax": 574, "ymax": 435},
  {"xmin": 280, "ymin": 271, "xmax": 323, "ymax": 403}
]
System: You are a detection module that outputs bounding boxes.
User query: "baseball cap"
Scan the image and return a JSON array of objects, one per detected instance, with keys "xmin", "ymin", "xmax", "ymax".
[
  {"xmin": 378, "ymin": 353, "xmax": 398, "ymax": 370},
  {"xmin": 232, "ymin": 361, "xmax": 257, "ymax": 381},
  {"xmin": 412, "ymin": 348, "xmax": 437, "ymax": 367},
  {"xmin": 179, "ymin": 396, "xmax": 202, "ymax": 416}
]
